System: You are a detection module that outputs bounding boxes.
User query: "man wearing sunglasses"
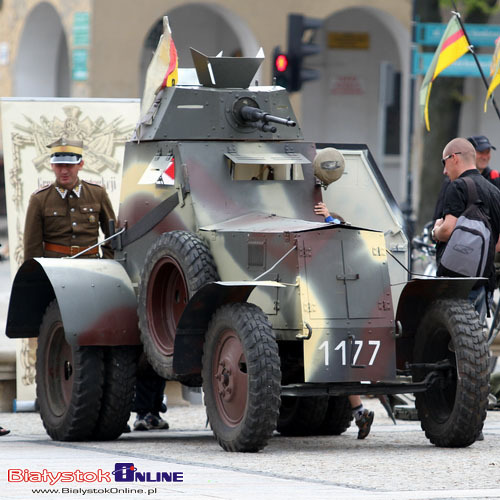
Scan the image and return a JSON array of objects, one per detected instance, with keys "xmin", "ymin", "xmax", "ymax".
[
  {"xmin": 433, "ymin": 137, "xmax": 500, "ymax": 319},
  {"xmin": 433, "ymin": 135, "xmax": 500, "ymax": 223},
  {"xmin": 467, "ymin": 135, "xmax": 500, "ymax": 188}
]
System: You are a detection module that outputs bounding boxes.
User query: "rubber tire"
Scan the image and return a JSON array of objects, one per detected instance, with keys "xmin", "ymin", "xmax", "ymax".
[
  {"xmin": 138, "ymin": 231, "xmax": 219, "ymax": 379},
  {"xmin": 202, "ymin": 303, "xmax": 281, "ymax": 452},
  {"xmin": 277, "ymin": 396, "xmax": 329, "ymax": 436},
  {"xmin": 317, "ymin": 396, "xmax": 353, "ymax": 435},
  {"xmin": 91, "ymin": 346, "xmax": 138, "ymax": 440},
  {"xmin": 413, "ymin": 298, "xmax": 489, "ymax": 447},
  {"xmin": 36, "ymin": 300, "xmax": 104, "ymax": 441}
]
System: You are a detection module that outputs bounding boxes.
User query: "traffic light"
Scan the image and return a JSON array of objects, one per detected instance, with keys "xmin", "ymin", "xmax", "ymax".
[
  {"xmin": 272, "ymin": 46, "xmax": 290, "ymax": 89},
  {"xmin": 287, "ymin": 14, "xmax": 322, "ymax": 92}
]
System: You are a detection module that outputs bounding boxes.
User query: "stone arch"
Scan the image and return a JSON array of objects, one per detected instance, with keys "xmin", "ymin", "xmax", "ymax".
[
  {"xmin": 302, "ymin": 6, "xmax": 410, "ymax": 201},
  {"xmin": 14, "ymin": 2, "xmax": 70, "ymax": 97},
  {"xmin": 139, "ymin": 3, "xmax": 260, "ymax": 94}
]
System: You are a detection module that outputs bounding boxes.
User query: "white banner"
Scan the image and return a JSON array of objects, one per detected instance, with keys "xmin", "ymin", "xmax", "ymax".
[{"xmin": 1, "ymin": 98, "xmax": 140, "ymax": 402}]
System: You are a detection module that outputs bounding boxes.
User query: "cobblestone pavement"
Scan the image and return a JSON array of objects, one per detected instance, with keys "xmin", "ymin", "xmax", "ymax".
[{"xmin": 2, "ymin": 401, "xmax": 500, "ymax": 499}]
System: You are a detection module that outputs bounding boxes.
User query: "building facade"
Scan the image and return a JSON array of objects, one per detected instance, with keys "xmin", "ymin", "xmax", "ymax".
[{"xmin": 0, "ymin": 0, "xmax": 412, "ymax": 202}]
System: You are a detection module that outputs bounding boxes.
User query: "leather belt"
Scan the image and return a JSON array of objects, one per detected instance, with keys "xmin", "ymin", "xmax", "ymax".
[{"xmin": 44, "ymin": 242, "xmax": 99, "ymax": 256}]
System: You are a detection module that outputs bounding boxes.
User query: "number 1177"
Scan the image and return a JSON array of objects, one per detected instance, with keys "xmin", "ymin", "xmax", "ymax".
[{"xmin": 318, "ymin": 340, "xmax": 381, "ymax": 366}]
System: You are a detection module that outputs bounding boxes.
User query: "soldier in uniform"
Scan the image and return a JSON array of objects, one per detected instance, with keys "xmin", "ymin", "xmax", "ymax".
[
  {"xmin": 24, "ymin": 138, "xmax": 114, "ymax": 260},
  {"xmin": 24, "ymin": 137, "xmax": 169, "ymax": 432}
]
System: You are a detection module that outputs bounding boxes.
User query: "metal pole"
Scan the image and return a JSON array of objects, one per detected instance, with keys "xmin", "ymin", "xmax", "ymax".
[
  {"xmin": 404, "ymin": 0, "xmax": 417, "ymax": 247},
  {"xmin": 451, "ymin": 3, "xmax": 500, "ymax": 121}
]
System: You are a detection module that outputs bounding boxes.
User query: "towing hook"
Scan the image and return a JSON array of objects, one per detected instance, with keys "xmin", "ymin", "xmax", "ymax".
[{"xmin": 296, "ymin": 322, "xmax": 313, "ymax": 340}]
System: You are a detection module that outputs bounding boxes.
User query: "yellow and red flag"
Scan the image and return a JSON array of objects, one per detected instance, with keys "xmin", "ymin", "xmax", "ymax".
[
  {"xmin": 419, "ymin": 15, "xmax": 469, "ymax": 131},
  {"xmin": 484, "ymin": 36, "xmax": 500, "ymax": 112},
  {"xmin": 140, "ymin": 16, "xmax": 178, "ymax": 118}
]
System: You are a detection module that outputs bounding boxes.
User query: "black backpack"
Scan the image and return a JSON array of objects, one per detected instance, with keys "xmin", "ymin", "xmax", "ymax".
[{"xmin": 437, "ymin": 176, "xmax": 495, "ymax": 279}]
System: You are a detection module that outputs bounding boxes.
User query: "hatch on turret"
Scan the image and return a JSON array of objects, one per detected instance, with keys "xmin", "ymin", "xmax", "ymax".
[{"xmin": 190, "ymin": 48, "xmax": 264, "ymax": 89}]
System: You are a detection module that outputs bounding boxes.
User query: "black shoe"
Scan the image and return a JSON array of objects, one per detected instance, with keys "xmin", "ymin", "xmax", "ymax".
[
  {"xmin": 0, "ymin": 427, "xmax": 10, "ymax": 436},
  {"xmin": 145, "ymin": 412, "xmax": 169, "ymax": 430},
  {"xmin": 133, "ymin": 414, "xmax": 150, "ymax": 431},
  {"xmin": 355, "ymin": 410, "xmax": 374, "ymax": 439}
]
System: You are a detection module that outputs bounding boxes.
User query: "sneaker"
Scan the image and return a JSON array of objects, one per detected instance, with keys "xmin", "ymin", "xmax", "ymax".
[
  {"xmin": 145, "ymin": 412, "xmax": 169, "ymax": 430},
  {"xmin": 0, "ymin": 427, "xmax": 10, "ymax": 436},
  {"xmin": 355, "ymin": 409, "xmax": 374, "ymax": 439},
  {"xmin": 133, "ymin": 414, "xmax": 150, "ymax": 431}
]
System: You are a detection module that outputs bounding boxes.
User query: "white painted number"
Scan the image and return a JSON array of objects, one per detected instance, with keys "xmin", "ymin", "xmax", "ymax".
[
  {"xmin": 368, "ymin": 340, "xmax": 381, "ymax": 366},
  {"xmin": 352, "ymin": 340, "xmax": 363, "ymax": 365},
  {"xmin": 319, "ymin": 340, "xmax": 329, "ymax": 366},
  {"xmin": 333, "ymin": 340, "xmax": 345, "ymax": 365},
  {"xmin": 321, "ymin": 339, "xmax": 382, "ymax": 366}
]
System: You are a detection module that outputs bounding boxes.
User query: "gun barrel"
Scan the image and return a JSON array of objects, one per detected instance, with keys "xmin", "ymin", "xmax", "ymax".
[{"xmin": 240, "ymin": 106, "xmax": 296, "ymax": 128}]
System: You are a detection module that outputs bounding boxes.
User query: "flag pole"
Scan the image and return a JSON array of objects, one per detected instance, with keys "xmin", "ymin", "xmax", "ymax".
[{"xmin": 451, "ymin": 3, "xmax": 500, "ymax": 121}]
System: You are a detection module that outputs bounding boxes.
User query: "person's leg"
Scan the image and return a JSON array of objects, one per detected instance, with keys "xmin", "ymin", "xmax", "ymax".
[
  {"xmin": 349, "ymin": 395, "xmax": 374, "ymax": 439},
  {"xmin": 145, "ymin": 376, "xmax": 169, "ymax": 430},
  {"xmin": 132, "ymin": 371, "xmax": 157, "ymax": 430}
]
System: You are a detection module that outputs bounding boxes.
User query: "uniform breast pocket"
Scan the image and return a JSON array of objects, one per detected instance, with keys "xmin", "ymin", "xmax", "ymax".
[
  {"xmin": 44, "ymin": 207, "xmax": 68, "ymax": 233},
  {"xmin": 79, "ymin": 204, "xmax": 101, "ymax": 226}
]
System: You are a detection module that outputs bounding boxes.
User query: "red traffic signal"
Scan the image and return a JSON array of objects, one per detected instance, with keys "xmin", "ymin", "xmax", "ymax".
[
  {"xmin": 275, "ymin": 53, "xmax": 288, "ymax": 72},
  {"xmin": 272, "ymin": 47, "xmax": 290, "ymax": 90}
]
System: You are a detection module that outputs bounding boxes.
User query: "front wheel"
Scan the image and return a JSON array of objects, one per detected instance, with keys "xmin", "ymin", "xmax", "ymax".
[
  {"xmin": 36, "ymin": 300, "xmax": 104, "ymax": 441},
  {"xmin": 202, "ymin": 303, "xmax": 281, "ymax": 452},
  {"xmin": 413, "ymin": 298, "xmax": 489, "ymax": 447}
]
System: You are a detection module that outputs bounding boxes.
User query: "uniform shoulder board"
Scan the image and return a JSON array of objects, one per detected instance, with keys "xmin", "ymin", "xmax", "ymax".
[
  {"xmin": 82, "ymin": 179, "xmax": 104, "ymax": 188},
  {"xmin": 32, "ymin": 184, "xmax": 52, "ymax": 195}
]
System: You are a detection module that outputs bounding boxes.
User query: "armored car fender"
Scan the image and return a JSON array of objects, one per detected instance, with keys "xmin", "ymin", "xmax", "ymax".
[{"xmin": 7, "ymin": 258, "xmax": 140, "ymax": 346}]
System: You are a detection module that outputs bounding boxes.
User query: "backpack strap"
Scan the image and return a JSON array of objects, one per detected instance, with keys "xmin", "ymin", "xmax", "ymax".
[
  {"xmin": 461, "ymin": 176, "xmax": 492, "ymax": 309},
  {"xmin": 462, "ymin": 176, "xmax": 480, "ymax": 208}
]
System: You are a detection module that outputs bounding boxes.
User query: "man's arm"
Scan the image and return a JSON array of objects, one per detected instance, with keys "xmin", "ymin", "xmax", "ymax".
[
  {"xmin": 23, "ymin": 196, "xmax": 44, "ymax": 261},
  {"xmin": 433, "ymin": 214, "xmax": 458, "ymax": 242},
  {"xmin": 99, "ymin": 189, "xmax": 116, "ymax": 259}
]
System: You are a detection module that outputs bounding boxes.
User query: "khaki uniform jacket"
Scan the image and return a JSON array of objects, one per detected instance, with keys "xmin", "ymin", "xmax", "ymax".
[{"xmin": 24, "ymin": 179, "xmax": 116, "ymax": 261}]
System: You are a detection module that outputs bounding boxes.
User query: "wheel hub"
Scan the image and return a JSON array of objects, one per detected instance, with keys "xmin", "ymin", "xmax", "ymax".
[
  {"xmin": 216, "ymin": 360, "xmax": 234, "ymax": 401},
  {"xmin": 46, "ymin": 324, "xmax": 74, "ymax": 417},
  {"xmin": 212, "ymin": 330, "xmax": 248, "ymax": 426}
]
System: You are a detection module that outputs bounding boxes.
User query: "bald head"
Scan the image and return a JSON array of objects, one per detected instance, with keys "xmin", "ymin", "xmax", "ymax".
[{"xmin": 442, "ymin": 137, "xmax": 477, "ymax": 180}]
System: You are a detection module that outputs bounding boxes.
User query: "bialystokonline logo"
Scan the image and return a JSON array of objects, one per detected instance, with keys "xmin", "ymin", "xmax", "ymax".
[{"xmin": 8, "ymin": 462, "xmax": 184, "ymax": 485}]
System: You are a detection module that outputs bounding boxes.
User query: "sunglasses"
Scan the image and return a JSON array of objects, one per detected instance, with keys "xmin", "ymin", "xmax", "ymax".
[{"xmin": 441, "ymin": 152, "xmax": 462, "ymax": 167}]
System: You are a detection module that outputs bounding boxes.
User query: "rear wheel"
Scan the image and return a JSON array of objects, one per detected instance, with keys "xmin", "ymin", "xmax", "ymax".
[
  {"xmin": 413, "ymin": 299, "xmax": 489, "ymax": 447},
  {"xmin": 36, "ymin": 300, "xmax": 104, "ymax": 441},
  {"xmin": 317, "ymin": 396, "xmax": 353, "ymax": 435},
  {"xmin": 277, "ymin": 396, "xmax": 328, "ymax": 436},
  {"xmin": 138, "ymin": 231, "xmax": 218, "ymax": 379},
  {"xmin": 91, "ymin": 346, "xmax": 138, "ymax": 440},
  {"xmin": 202, "ymin": 303, "xmax": 281, "ymax": 452}
]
